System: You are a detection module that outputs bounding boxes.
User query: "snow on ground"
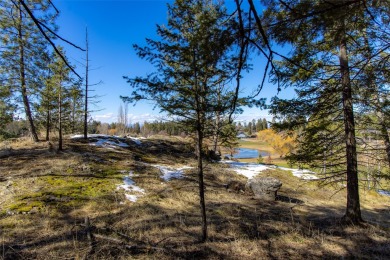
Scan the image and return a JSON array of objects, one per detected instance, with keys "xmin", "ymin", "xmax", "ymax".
[
  {"xmin": 70, "ymin": 134, "xmax": 142, "ymax": 148},
  {"xmin": 128, "ymin": 137, "xmax": 142, "ymax": 145},
  {"xmin": 124, "ymin": 194, "xmax": 139, "ymax": 202},
  {"xmin": 150, "ymin": 165, "xmax": 193, "ymax": 181},
  {"xmin": 378, "ymin": 189, "xmax": 390, "ymax": 196},
  {"xmin": 117, "ymin": 171, "xmax": 145, "ymax": 202},
  {"xmin": 278, "ymin": 167, "xmax": 319, "ymax": 180},
  {"xmin": 221, "ymin": 160, "xmax": 269, "ymax": 179},
  {"xmin": 91, "ymin": 138, "xmax": 130, "ymax": 149},
  {"xmin": 222, "ymin": 160, "xmax": 319, "ymax": 180}
]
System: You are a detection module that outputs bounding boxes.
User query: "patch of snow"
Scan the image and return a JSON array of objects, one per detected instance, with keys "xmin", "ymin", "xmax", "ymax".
[
  {"xmin": 129, "ymin": 137, "xmax": 142, "ymax": 145},
  {"xmin": 125, "ymin": 194, "xmax": 139, "ymax": 202},
  {"xmin": 117, "ymin": 171, "xmax": 145, "ymax": 202},
  {"xmin": 151, "ymin": 165, "xmax": 193, "ymax": 181},
  {"xmin": 222, "ymin": 160, "xmax": 318, "ymax": 180},
  {"xmin": 91, "ymin": 138, "xmax": 130, "ymax": 149},
  {"xmin": 378, "ymin": 189, "xmax": 390, "ymax": 196},
  {"xmin": 279, "ymin": 167, "xmax": 319, "ymax": 180},
  {"xmin": 221, "ymin": 160, "xmax": 268, "ymax": 179},
  {"xmin": 70, "ymin": 134, "xmax": 83, "ymax": 139},
  {"xmin": 71, "ymin": 134, "xmax": 132, "ymax": 149},
  {"xmin": 71, "ymin": 134, "xmax": 109, "ymax": 139}
]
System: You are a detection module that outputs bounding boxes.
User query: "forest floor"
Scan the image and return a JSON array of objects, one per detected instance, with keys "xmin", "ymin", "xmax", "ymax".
[{"xmin": 0, "ymin": 135, "xmax": 389, "ymax": 259}]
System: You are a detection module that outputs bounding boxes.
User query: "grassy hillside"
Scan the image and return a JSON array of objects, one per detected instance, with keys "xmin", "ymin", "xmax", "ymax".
[{"xmin": 0, "ymin": 136, "xmax": 389, "ymax": 259}]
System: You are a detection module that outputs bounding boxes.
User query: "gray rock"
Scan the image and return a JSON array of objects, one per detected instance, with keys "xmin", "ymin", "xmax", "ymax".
[{"xmin": 246, "ymin": 177, "xmax": 282, "ymax": 201}]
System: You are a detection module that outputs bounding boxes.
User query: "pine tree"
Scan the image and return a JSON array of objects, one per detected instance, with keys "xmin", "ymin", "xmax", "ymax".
[
  {"xmin": 259, "ymin": 0, "xmax": 388, "ymax": 223},
  {"xmin": 37, "ymin": 55, "xmax": 57, "ymax": 141},
  {"xmin": 247, "ymin": 122, "xmax": 252, "ymax": 135},
  {"xmin": 124, "ymin": 0, "xmax": 246, "ymax": 241},
  {"xmin": 46, "ymin": 47, "xmax": 78, "ymax": 150},
  {"xmin": 0, "ymin": 0, "xmax": 58, "ymax": 141},
  {"xmin": 262, "ymin": 118, "xmax": 268, "ymax": 130},
  {"xmin": 252, "ymin": 118, "xmax": 256, "ymax": 132},
  {"xmin": 256, "ymin": 119, "xmax": 263, "ymax": 131}
]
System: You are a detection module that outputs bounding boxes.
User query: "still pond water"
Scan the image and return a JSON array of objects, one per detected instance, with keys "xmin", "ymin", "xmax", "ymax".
[{"xmin": 230, "ymin": 148, "xmax": 269, "ymax": 159}]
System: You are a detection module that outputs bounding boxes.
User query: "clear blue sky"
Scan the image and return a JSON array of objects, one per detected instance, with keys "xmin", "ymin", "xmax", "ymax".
[{"xmin": 55, "ymin": 0, "xmax": 292, "ymax": 124}]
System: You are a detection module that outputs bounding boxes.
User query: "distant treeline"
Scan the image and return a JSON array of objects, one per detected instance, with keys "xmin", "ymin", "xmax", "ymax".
[
  {"xmin": 234, "ymin": 118, "xmax": 269, "ymax": 135},
  {"xmin": 89, "ymin": 118, "xmax": 269, "ymax": 137},
  {"xmin": 88, "ymin": 120, "xmax": 188, "ymax": 137}
]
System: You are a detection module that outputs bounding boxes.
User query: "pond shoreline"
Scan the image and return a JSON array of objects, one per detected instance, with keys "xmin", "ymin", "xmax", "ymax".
[{"xmin": 225, "ymin": 148, "xmax": 269, "ymax": 159}]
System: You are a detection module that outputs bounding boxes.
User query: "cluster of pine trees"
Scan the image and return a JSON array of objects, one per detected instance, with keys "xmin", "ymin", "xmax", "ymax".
[
  {"xmin": 97, "ymin": 117, "xmax": 269, "ymax": 138},
  {"xmin": 1, "ymin": 0, "xmax": 389, "ymax": 242},
  {"xmin": 0, "ymin": 0, "xmax": 90, "ymax": 146},
  {"xmin": 93, "ymin": 120, "xmax": 187, "ymax": 137},
  {"xmin": 235, "ymin": 118, "xmax": 268, "ymax": 135},
  {"xmin": 124, "ymin": 0, "xmax": 390, "ymax": 240}
]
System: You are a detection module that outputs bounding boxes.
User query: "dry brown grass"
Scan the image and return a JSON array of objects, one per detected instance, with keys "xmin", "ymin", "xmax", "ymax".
[{"xmin": 0, "ymin": 137, "xmax": 389, "ymax": 259}]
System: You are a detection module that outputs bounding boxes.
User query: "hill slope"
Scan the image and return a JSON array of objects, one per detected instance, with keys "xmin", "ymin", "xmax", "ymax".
[{"xmin": 0, "ymin": 136, "xmax": 389, "ymax": 259}]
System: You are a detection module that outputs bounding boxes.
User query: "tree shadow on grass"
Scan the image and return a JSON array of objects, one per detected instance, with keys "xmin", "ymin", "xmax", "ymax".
[
  {"xmin": 2, "ymin": 189, "xmax": 390, "ymax": 259},
  {"xmin": 1, "ymin": 138, "xmax": 390, "ymax": 259},
  {"xmin": 276, "ymin": 194, "xmax": 304, "ymax": 204}
]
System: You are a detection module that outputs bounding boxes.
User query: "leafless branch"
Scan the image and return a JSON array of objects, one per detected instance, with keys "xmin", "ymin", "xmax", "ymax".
[{"xmin": 17, "ymin": 0, "xmax": 84, "ymax": 78}]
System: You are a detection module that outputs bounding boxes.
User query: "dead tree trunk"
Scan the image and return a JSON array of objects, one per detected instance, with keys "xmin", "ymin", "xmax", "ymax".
[{"xmin": 83, "ymin": 28, "xmax": 89, "ymax": 139}]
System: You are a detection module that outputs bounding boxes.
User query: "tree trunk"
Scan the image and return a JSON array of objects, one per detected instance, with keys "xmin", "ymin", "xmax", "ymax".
[
  {"xmin": 58, "ymin": 79, "xmax": 63, "ymax": 151},
  {"xmin": 45, "ymin": 82, "xmax": 51, "ymax": 141},
  {"xmin": 45, "ymin": 109, "xmax": 50, "ymax": 141},
  {"xmin": 83, "ymin": 27, "xmax": 89, "ymax": 139},
  {"xmin": 212, "ymin": 111, "xmax": 220, "ymax": 153},
  {"xmin": 339, "ymin": 36, "xmax": 362, "ymax": 224},
  {"xmin": 18, "ymin": 6, "xmax": 39, "ymax": 142},
  {"xmin": 196, "ymin": 127, "xmax": 207, "ymax": 242},
  {"xmin": 193, "ymin": 47, "xmax": 207, "ymax": 242}
]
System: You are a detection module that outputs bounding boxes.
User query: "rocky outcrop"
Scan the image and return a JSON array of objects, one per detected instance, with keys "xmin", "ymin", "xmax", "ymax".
[{"xmin": 246, "ymin": 177, "xmax": 282, "ymax": 201}]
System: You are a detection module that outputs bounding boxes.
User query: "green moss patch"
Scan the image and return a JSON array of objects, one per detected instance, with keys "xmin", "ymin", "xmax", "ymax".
[{"xmin": 6, "ymin": 170, "xmax": 123, "ymax": 214}]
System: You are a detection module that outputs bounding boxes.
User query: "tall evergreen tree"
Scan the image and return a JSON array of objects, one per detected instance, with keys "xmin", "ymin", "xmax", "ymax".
[
  {"xmin": 252, "ymin": 118, "xmax": 256, "ymax": 132},
  {"xmin": 258, "ymin": 0, "xmax": 388, "ymax": 223},
  {"xmin": 262, "ymin": 118, "xmax": 268, "ymax": 130},
  {"xmin": 124, "ymin": 0, "xmax": 246, "ymax": 241},
  {"xmin": 0, "ymin": 0, "xmax": 58, "ymax": 141}
]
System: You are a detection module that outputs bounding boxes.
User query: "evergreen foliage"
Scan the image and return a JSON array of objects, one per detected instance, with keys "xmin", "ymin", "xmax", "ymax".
[
  {"xmin": 256, "ymin": 0, "xmax": 390, "ymax": 223},
  {"xmin": 124, "ymin": 0, "xmax": 247, "ymax": 241},
  {"xmin": 0, "ymin": 0, "xmax": 58, "ymax": 141}
]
